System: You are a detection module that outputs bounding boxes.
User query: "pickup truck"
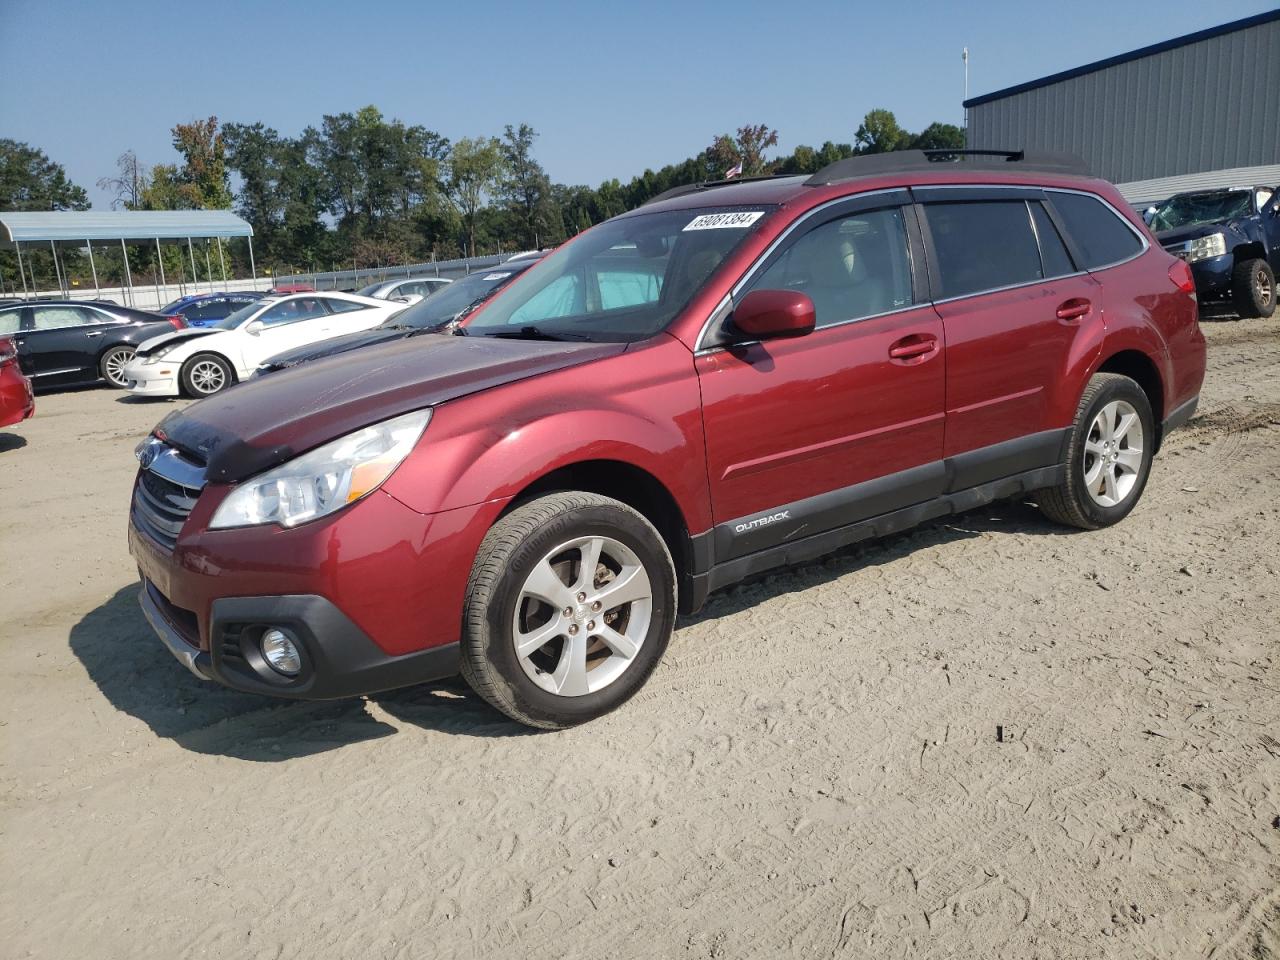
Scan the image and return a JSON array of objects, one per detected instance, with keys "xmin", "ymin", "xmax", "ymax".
[{"xmin": 1150, "ymin": 186, "xmax": 1279, "ymax": 318}]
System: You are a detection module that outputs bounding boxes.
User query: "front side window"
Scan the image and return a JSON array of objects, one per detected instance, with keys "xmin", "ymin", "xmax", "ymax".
[
  {"xmin": 1051, "ymin": 192, "xmax": 1143, "ymax": 269},
  {"xmin": 258, "ymin": 297, "xmax": 328, "ymax": 326},
  {"xmin": 31, "ymin": 306, "xmax": 91, "ymax": 331},
  {"xmin": 745, "ymin": 206, "xmax": 914, "ymax": 327},
  {"xmin": 924, "ymin": 201, "xmax": 1043, "ymax": 299},
  {"xmin": 463, "ymin": 206, "xmax": 776, "ymax": 342}
]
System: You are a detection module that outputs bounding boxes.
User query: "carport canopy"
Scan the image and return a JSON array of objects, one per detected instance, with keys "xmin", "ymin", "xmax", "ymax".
[{"xmin": 0, "ymin": 209, "xmax": 257, "ymax": 300}]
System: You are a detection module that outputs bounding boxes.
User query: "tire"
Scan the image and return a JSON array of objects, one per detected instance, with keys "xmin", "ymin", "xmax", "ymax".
[
  {"xmin": 460, "ymin": 492, "xmax": 676, "ymax": 729},
  {"xmin": 1232, "ymin": 258, "xmax": 1275, "ymax": 319},
  {"xmin": 179, "ymin": 353, "xmax": 235, "ymax": 397},
  {"xmin": 98, "ymin": 345, "xmax": 135, "ymax": 388},
  {"xmin": 1036, "ymin": 373, "xmax": 1155, "ymax": 530}
]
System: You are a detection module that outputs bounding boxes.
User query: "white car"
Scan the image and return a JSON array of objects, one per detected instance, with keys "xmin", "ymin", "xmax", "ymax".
[{"xmin": 123, "ymin": 292, "xmax": 403, "ymax": 398}]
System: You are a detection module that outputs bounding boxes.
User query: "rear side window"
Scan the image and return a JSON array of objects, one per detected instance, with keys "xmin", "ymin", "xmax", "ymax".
[
  {"xmin": 1049, "ymin": 192, "xmax": 1143, "ymax": 269},
  {"xmin": 924, "ymin": 201, "xmax": 1042, "ymax": 299},
  {"xmin": 749, "ymin": 206, "xmax": 914, "ymax": 327},
  {"xmin": 323, "ymin": 298, "xmax": 368, "ymax": 314},
  {"xmin": 0, "ymin": 308, "xmax": 21, "ymax": 335},
  {"xmin": 1030, "ymin": 203, "xmax": 1076, "ymax": 278}
]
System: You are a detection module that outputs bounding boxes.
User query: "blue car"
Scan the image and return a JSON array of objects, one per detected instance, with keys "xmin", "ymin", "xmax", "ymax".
[{"xmin": 160, "ymin": 292, "xmax": 265, "ymax": 328}]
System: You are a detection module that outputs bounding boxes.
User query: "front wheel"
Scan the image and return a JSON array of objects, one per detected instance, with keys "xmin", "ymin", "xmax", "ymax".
[
  {"xmin": 460, "ymin": 492, "xmax": 676, "ymax": 729},
  {"xmin": 1036, "ymin": 373, "xmax": 1155, "ymax": 530},
  {"xmin": 180, "ymin": 353, "xmax": 234, "ymax": 397},
  {"xmin": 1232, "ymin": 258, "xmax": 1275, "ymax": 319}
]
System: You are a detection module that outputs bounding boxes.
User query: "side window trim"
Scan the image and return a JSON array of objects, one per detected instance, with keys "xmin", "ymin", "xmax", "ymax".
[{"xmin": 1044, "ymin": 187, "xmax": 1149, "ymax": 273}]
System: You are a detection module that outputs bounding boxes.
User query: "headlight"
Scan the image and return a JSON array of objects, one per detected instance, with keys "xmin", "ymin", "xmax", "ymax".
[
  {"xmin": 208, "ymin": 409, "xmax": 432, "ymax": 529},
  {"xmin": 1186, "ymin": 232, "xmax": 1226, "ymax": 263}
]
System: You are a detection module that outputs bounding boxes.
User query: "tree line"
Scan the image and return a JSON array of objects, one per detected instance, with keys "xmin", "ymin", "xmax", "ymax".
[{"xmin": 0, "ymin": 108, "xmax": 961, "ymax": 291}]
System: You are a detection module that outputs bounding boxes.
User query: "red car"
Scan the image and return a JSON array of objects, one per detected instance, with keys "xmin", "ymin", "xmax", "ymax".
[
  {"xmin": 129, "ymin": 150, "xmax": 1205, "ymax": 729},
  {"xmin": 0, "ymin": 336, "xmax": 35, "ymax": 427}
]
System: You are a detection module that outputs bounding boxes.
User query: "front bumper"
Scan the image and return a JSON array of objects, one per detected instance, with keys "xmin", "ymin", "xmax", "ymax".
[
  {"xmin": 123, "ymin": 360, "xmax": 180, "ymax": 397},
  {"xmin": 138, "ymin": 578, "xmax": 459, "ymax": 698},
  {"xmin": 1187, "ymin": 254, "xmax": 1234, "ymax": 297}
]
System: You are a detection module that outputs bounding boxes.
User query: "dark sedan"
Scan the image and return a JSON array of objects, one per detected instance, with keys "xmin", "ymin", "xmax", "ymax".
[
  {"xmin": 0, "ymin": 300, "xmax": 186, "ymax": 390},
  {"xmin": 255, "ymin": 256, "xmax": 541, "ymax": 376}
]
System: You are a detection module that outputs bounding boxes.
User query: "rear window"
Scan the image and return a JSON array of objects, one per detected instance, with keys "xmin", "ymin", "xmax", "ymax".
[
  {"xmin": 924, "ymin": 201, "xmax": 1043, "ymax": 299},
  {"xmin": 1050, "ymin": 192, "xmax": 1143, "ymax": 270}
]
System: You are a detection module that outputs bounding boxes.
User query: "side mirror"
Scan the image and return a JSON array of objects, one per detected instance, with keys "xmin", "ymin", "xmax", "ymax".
[
  {"xmin": 392, "ymin": 294, "xmax": 424, "ymax": 306},
  {"xmin": 732, "ymin": 289, "xmax": 816, "ymax": 341},
  {"xmin": 245, "ymin": 320, "xmax": 264, "ymax": 336}
]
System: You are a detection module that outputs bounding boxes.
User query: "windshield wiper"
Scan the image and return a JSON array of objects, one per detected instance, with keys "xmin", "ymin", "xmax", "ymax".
[{"xmin": 485, "ymin": 325, "xmax": 589, "ymax": 342}]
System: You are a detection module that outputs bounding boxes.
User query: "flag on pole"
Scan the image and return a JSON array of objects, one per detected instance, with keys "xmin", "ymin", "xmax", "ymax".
[{"xmin": 724, "ymin": 161, "xmax": 743, "ymax": 180}]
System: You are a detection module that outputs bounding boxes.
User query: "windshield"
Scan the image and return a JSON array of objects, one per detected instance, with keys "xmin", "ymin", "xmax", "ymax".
[
  {"xmin": 1151, "ymin": 191, "xmax": 1253, "ymax": 231},
  {"xmin": 383, "ymin": 267, "xmax": 528, "ymax": 330},
  {"xmin": 213, "ymin": 301, "xmax": 267, "ymax": 330},
  {"xmin": 161, "ymin": 298, "xmax": 192, "ymax": 313},
  {"xmin": 355, "ymin": 282, "xmax": 387, "ymax": 297},
  {"xmin": 461, "ymin": 206, "xmax": 775, "ymax": 342}
]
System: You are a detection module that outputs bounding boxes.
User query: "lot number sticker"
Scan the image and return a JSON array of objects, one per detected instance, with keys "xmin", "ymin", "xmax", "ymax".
[{"xmin": 683, "ymin": 211, "xmax": 764, "ymax": 231}]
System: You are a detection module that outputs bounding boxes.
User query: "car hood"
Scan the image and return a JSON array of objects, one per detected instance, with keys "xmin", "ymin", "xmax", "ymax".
[
  {"xmin": 152, "ymin": 334, "xmax": 628, "ymax": 483},
  {"xmin": 136, "ymin": 327, "xmax": 221, "ymax": 356},
  {"xmin": 1155, "ymin": 221, "xmax": 1246, "ymax": 246},
  {"xmin": 259, "ymin": 327, "xmax": 410, "ymax": 371}
]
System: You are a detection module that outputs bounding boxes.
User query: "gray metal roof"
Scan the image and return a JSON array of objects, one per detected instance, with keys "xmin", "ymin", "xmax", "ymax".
[
  {"xmin": 0, "ymin": 209, "xmax": 253, "ymax": 247},
  {"xmin": 1116, "ymin": 163, "xmax": 1280, "ymax": 208}
]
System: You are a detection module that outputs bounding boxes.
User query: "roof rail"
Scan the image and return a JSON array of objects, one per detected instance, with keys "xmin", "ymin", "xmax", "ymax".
[
  {"xmin": 805, "ymin": 149, "xmax": 1091, "ymax": 186},
  {"xmin": 642, "ymin": 174, "xmax": 796, "ymax": 207}
]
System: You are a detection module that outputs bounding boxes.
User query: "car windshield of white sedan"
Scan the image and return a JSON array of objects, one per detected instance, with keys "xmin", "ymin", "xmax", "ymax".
[
  {"xmin": 212, "ymin": 301, "xmax": 271, "ymax": 331},
  {"xmin": 461, "ymin": 206, "xmax": 777, "ymax": 342}
]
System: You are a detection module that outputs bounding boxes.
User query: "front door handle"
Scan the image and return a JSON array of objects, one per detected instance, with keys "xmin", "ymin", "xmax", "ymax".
[
  {"xmin": 1056, "ymin": 298, "xmax": 1092, "ymax": 322},
  {"xmin": 888, "ymin": 333, "xmax": 939, "ymax": 363},
  {"xmin": 85, "ymin": 330, "xmax": 106, "ymax": 338}
]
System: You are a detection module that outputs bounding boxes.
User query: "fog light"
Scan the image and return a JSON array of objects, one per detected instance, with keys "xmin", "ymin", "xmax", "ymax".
[{"xmin": 260, "ymin": 628, "xmax": 301, "ymax": 676}]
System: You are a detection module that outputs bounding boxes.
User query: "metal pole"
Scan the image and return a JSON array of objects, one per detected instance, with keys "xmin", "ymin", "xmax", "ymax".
[
  {"xmin": 88, "ymin": 242, "xmax": 100, "ymax": 298},
  {"xmin": 215, "ymin": 237, "xmax": 227, "ymax": 283},
  {"xmin": 50, "ymin": 240, "xmax": 64, "ymax": 296},
  {"xmin": 247, "ymin": 236, "xmax": 257, "ymax": 282},
  {"xmin": 155, "ymin": 238, "xmax": 166, "ymax": 301},
  {"xmin": 120, "ymin": 239, "xmax": 133, "ymax": 307},
  {"xmin": 203, "ymin": 241, "xmax": 213, "ymax": 292},
  {"xmin": 16, "ymin": 242, "xmax": 29, "ymax": 299},
  {"xmin": 187, "ymin": 237, "xmax": 198, "ymax": 296}
]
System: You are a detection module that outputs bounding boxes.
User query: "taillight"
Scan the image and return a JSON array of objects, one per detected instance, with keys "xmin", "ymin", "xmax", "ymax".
[
  {"xmin": 167, "ymin": 315, "xmax": 188, "ymax": 330},
  {"xmin": 0, "ymin": 336, "xmax": 15, "ymax": 366},
  {"xmin": 1169, "ymin": 260, "xmax": 1196, "ymax": 295}
]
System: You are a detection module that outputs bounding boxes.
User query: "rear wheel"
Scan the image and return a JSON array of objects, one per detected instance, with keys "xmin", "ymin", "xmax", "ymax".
[
  {"xmin": 1232, "ymin": 257, "xmax": 1275, "ymax": 319},
  {"xmin": 460, "ymin": 492, "xmax": 676, "ymax": 729},
  {"xmin": 180, "ymin": 353, "xmax": 234, "ymax": 397},
  {"xmin": 98, "ymin": 345, "xmax": 134, "ymax": 388},
  {"xmin": 1037, "ymin": 373, "xmax": 1155, "ymax": 530}
]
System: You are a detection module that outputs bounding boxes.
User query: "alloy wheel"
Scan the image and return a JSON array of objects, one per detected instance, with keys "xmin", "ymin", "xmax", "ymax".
[
  {"xmin": 512, "ymin": 535, "xmax": 653, "ymax": 697},
  {"xmin": 103, "ymin": 348, "xmax": 133, "ymax": 387},
  {"xmin": 189, "ymin": 359, "xmax": 227, "ymax": 394},
  {"xmin": 1257, "ymin": 266, "xmax": 1274, "ymax": 310},
  {"xmin": 1083, "ymin": 399, "xmax": 1145, "ymax": 507}
]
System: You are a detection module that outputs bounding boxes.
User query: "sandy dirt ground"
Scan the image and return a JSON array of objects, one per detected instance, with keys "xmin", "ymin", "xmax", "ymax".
[{"xmin": 1, "ymin": 317, "xmax": 1277, "ymax": 960}]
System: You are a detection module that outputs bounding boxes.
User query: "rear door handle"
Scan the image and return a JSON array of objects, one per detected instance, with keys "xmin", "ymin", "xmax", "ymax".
[
  {"xmin": 888, "ymin": 333, "xmax": 939, "ymax": 362},
  {"xmin": 85, "ymin": 330, "xmax": 106, "ymax": 338},
  {"xmin": 1056, "ymin": 298, "xmax": 1092, "ymax": 322}
]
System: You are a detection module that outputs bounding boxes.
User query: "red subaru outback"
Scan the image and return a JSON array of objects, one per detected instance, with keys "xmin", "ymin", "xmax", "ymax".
[{"xmin": 129, "ymin": 150, "xmax": 1205, "ymax": 728}]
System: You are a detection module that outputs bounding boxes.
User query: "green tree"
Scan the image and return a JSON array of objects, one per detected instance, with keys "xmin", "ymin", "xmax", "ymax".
[
  {"xmin": 446, "ymin": 137, "xmax": 505, "ymax": 257},
  {"xmin": 171, "ymin": 116, "xmax": 233, "ymax": 208},
  {"xmin": 707, "ymin": 124, "xmax": 779, "ymax": 177},
  {"xmin": 910, "ymin": 122, "xmax": 965, "ymax": 150},
  {"xmin": 855, "ymin": 109, "xmax": 908, "ymax": 154},
  {"xmin": 498, "ymin": 123, "xmax": 553, "ymax": 249},
  {"xmin": 0, "ymin": 139, "xmax": 90, "ymax": 210}
]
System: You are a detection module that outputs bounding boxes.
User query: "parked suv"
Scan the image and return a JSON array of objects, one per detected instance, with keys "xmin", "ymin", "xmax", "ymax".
[
  {"xmin": 129, "ymin": 150, "xmax": 1205, "ymax": 729},
  {"xmin": 1150, "ymin": 186, "xmax": 1279, "ymax": 318}
]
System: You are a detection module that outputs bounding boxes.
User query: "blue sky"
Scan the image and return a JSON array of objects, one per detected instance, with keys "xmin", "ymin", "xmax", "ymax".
[{"xmin": 1, "ymin": 0, "xmax": 1273, "ymax": 208}]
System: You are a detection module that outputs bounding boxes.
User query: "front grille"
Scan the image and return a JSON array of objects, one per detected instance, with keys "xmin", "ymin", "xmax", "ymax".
[{"xmin": 132, "ymin": 468, "xmax": 199, "ymax": 550}]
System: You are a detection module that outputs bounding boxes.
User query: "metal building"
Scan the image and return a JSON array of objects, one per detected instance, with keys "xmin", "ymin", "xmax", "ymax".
[{"xmin": 964, "ymin": 10, "xmax": 1280, "ymax": 206}]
